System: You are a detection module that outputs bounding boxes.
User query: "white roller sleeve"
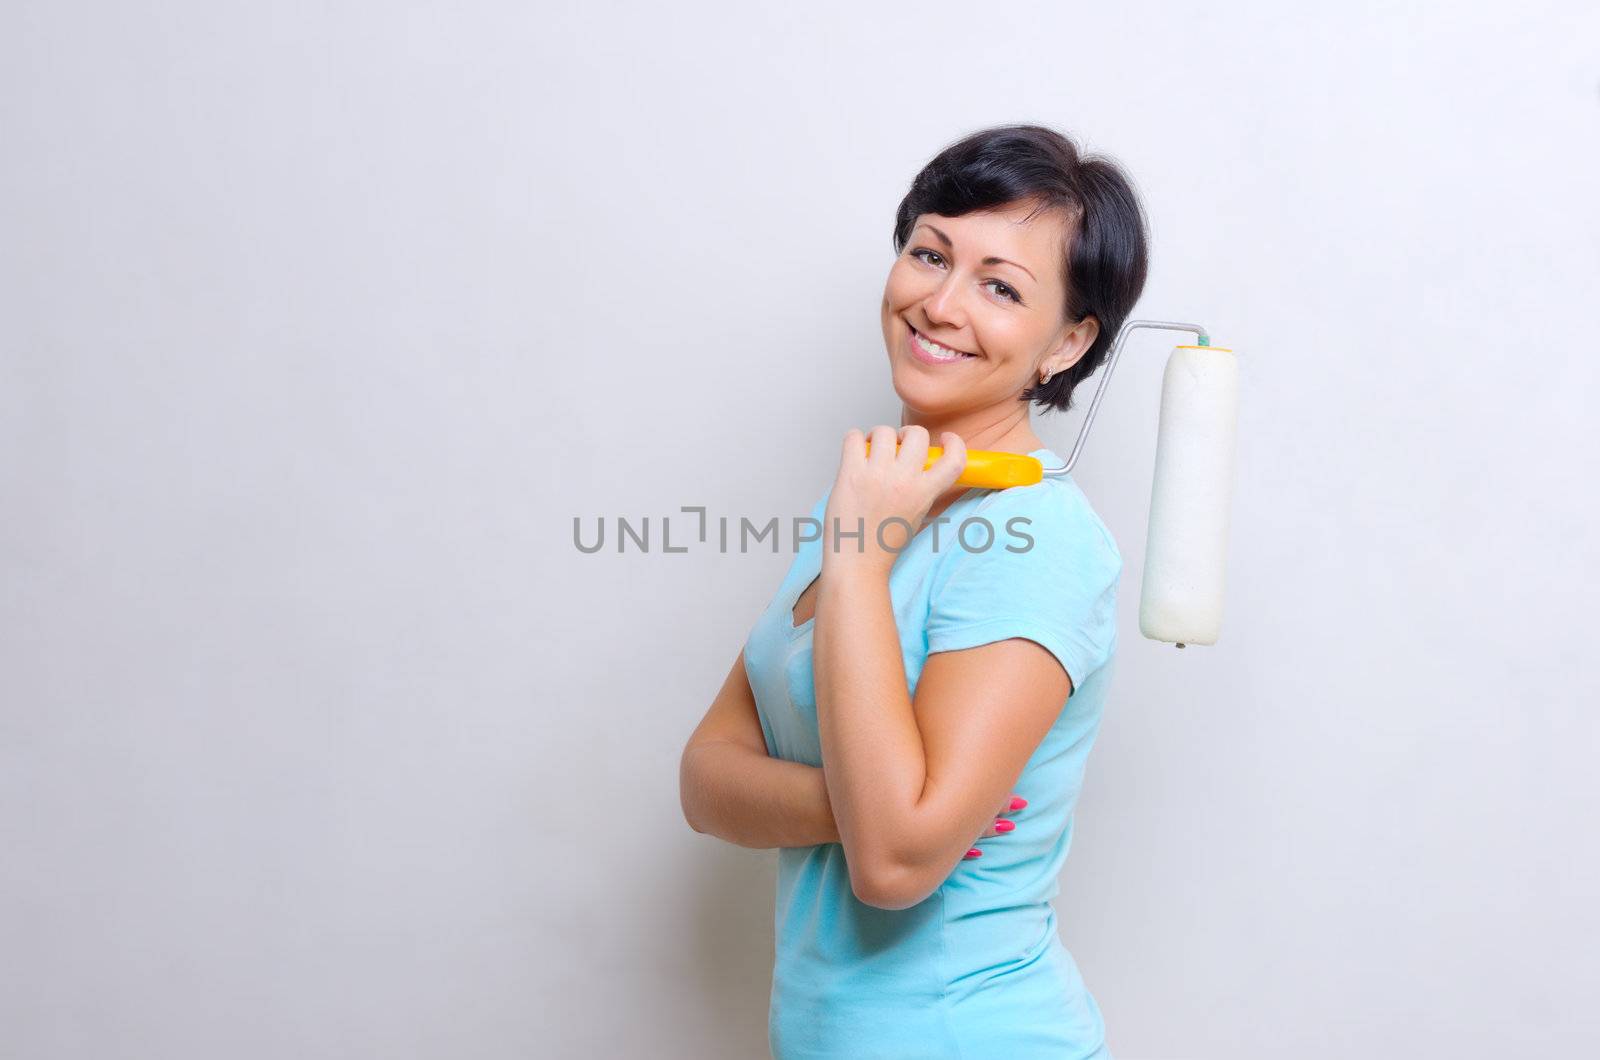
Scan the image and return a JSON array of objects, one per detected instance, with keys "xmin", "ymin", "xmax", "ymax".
[{"xmin": 1138, "ymin": 345, "xmax": 1239, "ymax": 646}]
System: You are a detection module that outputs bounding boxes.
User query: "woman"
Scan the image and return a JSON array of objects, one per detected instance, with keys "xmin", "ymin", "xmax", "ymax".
[{"xmin": 680, "ymin": 123, "xmax": 1147, "ymax": 1059}]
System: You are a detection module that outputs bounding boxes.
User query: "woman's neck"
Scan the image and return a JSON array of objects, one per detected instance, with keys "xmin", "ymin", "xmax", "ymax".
[
  {"xmin": 901, "ymin": 405, "xmax": 1047, "ymax": 513},
  {"xmin": 900, "ymin": 405, "xmax": 1045, "ymax": 456}
]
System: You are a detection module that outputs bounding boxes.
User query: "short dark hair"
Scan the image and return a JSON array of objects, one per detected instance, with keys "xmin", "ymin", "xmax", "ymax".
[{"xmin": 891, "ymin": 124, "xmax": 1150, "ymax": 413}]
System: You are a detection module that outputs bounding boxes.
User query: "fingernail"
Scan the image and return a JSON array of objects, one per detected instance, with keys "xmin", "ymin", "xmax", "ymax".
[
  {"xmin": 994, "ymin": 819, "xmax": 1015, "ymax": 833},
  {"xmin": 965, "ymin": 848, "xmax": 981, "ymax": 858},
  {"xmin": 1009, "ymin": 797, "xmax": 1027, "ymax": 811}
]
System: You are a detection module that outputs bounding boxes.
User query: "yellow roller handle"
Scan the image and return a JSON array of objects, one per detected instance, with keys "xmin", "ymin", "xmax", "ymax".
[{"xmin": 862, "ymin": 443, "xmax": 1044, "ymax": 489}]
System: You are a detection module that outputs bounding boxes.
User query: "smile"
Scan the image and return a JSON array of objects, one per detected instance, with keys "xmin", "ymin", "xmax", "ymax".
[{"xmin": 906, "ymin": 324, "xmax": 978, "ymax": 365}]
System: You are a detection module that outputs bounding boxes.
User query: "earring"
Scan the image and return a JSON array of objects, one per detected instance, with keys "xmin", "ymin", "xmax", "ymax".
[{"xmin": 1040, "ymin": 371, "xmax": 1054, "ymax": 385}]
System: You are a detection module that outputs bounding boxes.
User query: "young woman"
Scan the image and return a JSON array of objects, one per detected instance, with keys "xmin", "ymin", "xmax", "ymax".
[{"xmin": 681, "ymin": 123, "xmax": 1148, "ymax": 1059}]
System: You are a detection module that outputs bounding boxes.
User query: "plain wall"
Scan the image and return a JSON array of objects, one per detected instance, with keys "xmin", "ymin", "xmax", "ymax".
[{"xmin": 3, "ymin": 2, "xmax": 1597, "ymax": 1057}]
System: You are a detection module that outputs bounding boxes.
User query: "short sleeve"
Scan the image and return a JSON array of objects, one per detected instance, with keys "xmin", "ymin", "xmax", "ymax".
[{"xmin": 924, "ymin": 484, "xmax": 1122, "ymax": 693}]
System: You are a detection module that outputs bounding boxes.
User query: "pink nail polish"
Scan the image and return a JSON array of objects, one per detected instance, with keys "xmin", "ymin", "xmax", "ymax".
[
  {"xmin": 1009, "ymin": 797, "xmax": 1027, "ymax": 811},
  {"xmin": 994, "ymin": 819, "xmax": 1015, "ymax": 833},
  {"xmin": 965, "ymin": 848, "xmax": 981, "ymax": 858}
]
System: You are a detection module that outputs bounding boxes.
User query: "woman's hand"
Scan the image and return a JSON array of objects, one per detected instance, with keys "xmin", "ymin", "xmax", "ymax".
[
  {"xmin": 964, "ymin": 793, "xmax": 1027, "ymax": 860},
  {"xmin": 821, "ymin": 425, "xmax": 967, "ymax": 577}
]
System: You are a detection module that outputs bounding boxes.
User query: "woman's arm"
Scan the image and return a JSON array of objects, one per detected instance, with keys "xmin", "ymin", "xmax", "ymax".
[
  {"xmin": 813, "ymin": 426, "xmax": 1077, "ymax": 910},
  {"xmin": 681, "ymin": 648, "xmax": 1028, "ymax": 856},
  {"xmin": 813, "ymin": 567, "xmax": 1070, "ymax": 910},
  {"xmin": 679, "ymin": 650, "xmax": 841, "ymax": 849}
]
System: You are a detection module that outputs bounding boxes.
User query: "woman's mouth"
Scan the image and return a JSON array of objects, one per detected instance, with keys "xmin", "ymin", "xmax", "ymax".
[{"xmin": 906, "ymin": 325, "xmax": 979, "ymax": 366}]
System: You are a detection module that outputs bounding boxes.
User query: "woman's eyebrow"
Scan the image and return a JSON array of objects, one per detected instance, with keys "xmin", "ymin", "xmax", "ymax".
[{"xmin": 913, "ymin": 223, "xmax": 1036, "ymax": 282}]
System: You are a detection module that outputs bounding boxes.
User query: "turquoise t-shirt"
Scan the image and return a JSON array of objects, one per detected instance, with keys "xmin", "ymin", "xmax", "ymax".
[{"xmin": 742, "ymin": 448, "xmax": 1124, "ymax": 1059}]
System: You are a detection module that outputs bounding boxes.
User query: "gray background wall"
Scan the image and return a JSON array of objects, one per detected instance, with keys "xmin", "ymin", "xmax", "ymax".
[{"xmin": 3, "ymin": 2, "xmax": 1597, "ymax": 1058}]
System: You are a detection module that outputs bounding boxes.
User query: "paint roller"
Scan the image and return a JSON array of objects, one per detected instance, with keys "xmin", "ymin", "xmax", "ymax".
[{"xmin": 879, "ymin": 320, "xmax": 1240, "ymax": 649}]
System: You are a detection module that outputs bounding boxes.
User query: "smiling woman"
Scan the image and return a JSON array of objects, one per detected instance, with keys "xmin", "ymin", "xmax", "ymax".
[
  {"xmin": 883, "ymin": 126, "xmax": 1149, "ymax": 421},
  {"xmin": 680, "ymin": 123, "xmax": 1148, "ymax": 1059}
]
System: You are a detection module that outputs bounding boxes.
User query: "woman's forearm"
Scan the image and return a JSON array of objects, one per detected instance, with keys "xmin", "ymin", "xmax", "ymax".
[
  {"xmin": 681, "ymin": 741, "xmax": 841, "ymax": 849},
  {"xmin": 812, "ymin": 565, "xmax": 931, "ymax": 891}
]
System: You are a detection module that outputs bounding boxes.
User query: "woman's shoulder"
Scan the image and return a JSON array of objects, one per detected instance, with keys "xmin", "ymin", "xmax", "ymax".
[
  {"xmin": 924, "ymin": 469, "xmax": 1124, "ymax": 685},
  {"xmin": 961, "ymin": 472, "xmax": 1121, "ymax": 569}
]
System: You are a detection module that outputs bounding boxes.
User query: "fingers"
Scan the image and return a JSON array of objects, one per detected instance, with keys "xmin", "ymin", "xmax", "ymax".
[
  {"xmin": 840, "ymin": 427, "xmax": 866, "ymax": 467},
  {"xmin": 853, "ymin": 426, "xmax": 968, "ymax": 490},
  {"xmin": 1000, "ymin": 793, "xmax": 1027, "ymax": 815},
  {"xmin": 962, "ymin": 828, "xmax": 1011, "ymax": 859},
  {"xmin": 896, "ymin": 424, "xmax": 930, "ymax": 467},
  {"xmin": 966, "ymin": 793, "xmax": 1026, "ymax": 858},
  {"xmin": 865, "ymin": 424, "xmax": 898, "ymax": 467},
  {"xmin": 977, "ymin": 815, "xmax": 1018, "ymax": 840},
  {"xmin": 860, "ymin": 424, "xmax": 942, "ymax": 470},
  {"xmin": 929, "ymin": 431, "xmax": 967, "ymax": 488}
]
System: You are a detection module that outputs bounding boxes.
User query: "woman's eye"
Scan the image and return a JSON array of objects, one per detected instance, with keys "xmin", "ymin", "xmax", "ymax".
[{"xmin": 911, "ymin": 249, "xmax": 1020, "ymax": 304}]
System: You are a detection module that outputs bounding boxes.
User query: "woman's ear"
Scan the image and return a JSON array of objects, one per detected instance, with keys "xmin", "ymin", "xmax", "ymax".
[{"xmin": 1040, "ymin": 316, "xmax": 1099, "ymax": 379}]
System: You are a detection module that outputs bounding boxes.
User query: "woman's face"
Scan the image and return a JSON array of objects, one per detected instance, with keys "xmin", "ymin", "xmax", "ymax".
[{"xmin": 880, "ymin": 200, "xmax": 1097, "ymax": 419}]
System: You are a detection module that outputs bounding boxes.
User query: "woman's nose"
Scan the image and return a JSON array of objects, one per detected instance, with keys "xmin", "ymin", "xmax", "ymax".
[{"xmin": 922, "ymin": 276, "xmax": 967, "ymax": 329}]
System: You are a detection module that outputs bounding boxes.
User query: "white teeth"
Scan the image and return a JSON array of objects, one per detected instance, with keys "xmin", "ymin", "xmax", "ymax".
[{"xmin": 914, "ymin": 331, "xmax": 971, "ymax": 360}]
